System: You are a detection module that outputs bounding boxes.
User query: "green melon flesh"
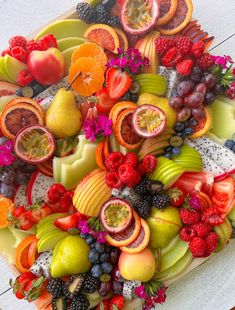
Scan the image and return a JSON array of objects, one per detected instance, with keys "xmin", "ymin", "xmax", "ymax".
[
  {"xmin": 58, "ymin": 37, "xmax": 87, "ymax": 51},
  {"xmin": 0, "ymin": 57, "xmax": 14, "ymax": 83},
  {"xmin": 4, "ymin": 55, "xmax": 27, "ymax": 84}
]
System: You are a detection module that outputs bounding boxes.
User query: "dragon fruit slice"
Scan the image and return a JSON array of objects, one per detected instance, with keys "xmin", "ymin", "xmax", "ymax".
[
  {"xmin": 27, "ymin": 170, "xmax": 54, "ymax": 205},
  {"xmin": 112, "ymin": 187, "xmax": 140, "ymax": 206},
  {"xmin": 123, "ymin": 280, "xmax": 141, "ymax": 301},
  {"xmin": 30, "ymin": 250, "xmax": 52, "ymax": 278},
  {"xmin": 157, "ymin": 66, "xmax": 181, "ymax": 98},
  {"xmin": 185, "ymin": 137, "xmax": 235, "ymax": 175},
  {"xmin": 14, "ymin": 184, "xmax": 27, "ymax": 206}
]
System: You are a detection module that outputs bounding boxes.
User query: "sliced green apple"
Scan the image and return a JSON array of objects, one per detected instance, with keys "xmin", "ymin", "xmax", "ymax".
[
  {"xmin": 36, "ymin": 222, "xmax": 59, "ymax": 239},
  {"xmin": 37, "ymin": 213, "xmax": 68, "ymax": 230},
  {"xmin": 58, "ymin": 37, "xmax": 87, "ymax": 52},
  {"xmin": 4, "ymin": 55, "xmax": 27, "ymax": 84},
  {"xmin": 62, "ymin": 45, "xmax": 81, "ymax": 74},
  {"xmin": 228, "ymin": 206, "xmax": 235, "ymax": 222},
  {"xmin": 160, "ymin": 235, "xmax": 180, "ymax": 256},
  {"xmin": 37, "ymin": 230, "xmax": 68, "ymax": 253},
  {"xmin": 0, "ymin": 57, "xmax": 14, "ymax": 83}
]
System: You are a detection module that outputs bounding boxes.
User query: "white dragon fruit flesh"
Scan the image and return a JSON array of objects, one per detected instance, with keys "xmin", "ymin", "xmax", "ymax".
[
  {"xmin": 112, "ymin": 188, "xmax": 140, "ymax": 206},
  {"xmin": 30, "ymin": 251, "xmax": 52, "ymax": 278},
  {"xmin": 123, "ymin": 280, "xmax": 141, "ymax": 301},
  {"xmin": 185, "ymin": 137, "xmax": 235, "ymax": 175},
  {"xmin": 157, "ymin": 66, "xmax": 181, "ymax": 98},
  {"xmin": 14, "ymin": 184, "xmax": 28, "ymax": 207}
]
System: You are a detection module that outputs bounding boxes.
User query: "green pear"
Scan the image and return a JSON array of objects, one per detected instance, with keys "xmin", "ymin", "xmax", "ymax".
[
  {"xmin": 51, "ymin": 235, "xmax": 92, "ymax": 278},
  {"xmin": 45, "ymin": 88, "xmax": 82, "ymax": 138},
  {"xmin": 147, "ymin": 206, "xmax": 182, "ymax": 248}
]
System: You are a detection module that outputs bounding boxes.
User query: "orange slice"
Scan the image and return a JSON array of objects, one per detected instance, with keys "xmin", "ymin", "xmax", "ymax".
[
  {"xmin": 158, "ymin": 0, "xmax": 193, "ymax": 35},
  {"xmin": 96, "ymin": 141, "xmax": 107, "ymax": 170},
  {"xmin": 4, "ymin": 97, "xmax": 45, "ymax": 118},
  {"xmin": 157, "ymin": 0, "xmax": 179, "ymax": 26},
  {"xmin": 15, "ymin": 235, "xmax": 38, "ymax": 273},
  {"xmin": 109, "ymin": 101, "xmax": 137, "ymax": 129},
  {"xmin": 71, "ymin": 42, "xmax": 108, "ymax": 72},
  {"xmin": 0, "ymin": 196, "xmax": 13, "ymax": 228},
  {"xmin": 68, "ymin": 57, "xmax": 105, "ymax": 97},
  {"xmin": 190, "ymin": 108, "xmax": 212, "ymax": 139}
]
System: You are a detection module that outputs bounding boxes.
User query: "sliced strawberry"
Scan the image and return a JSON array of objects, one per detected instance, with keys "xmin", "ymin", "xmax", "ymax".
[
  {"xmin": 12, "ymin": 206, "xmax": 27, "ymax": 218},
  {"xmin": 173, "ymin": 176, "xmax": 203, "ymax": 194},
  {"xmin": 212, "ymin": 176, "xmax": 234, "ymax": 215},
  {"xmin": 181, "ymin": 172, "xmax": 214, "ymax": 195},
  {"xmin": 108, "ymin": 295, "xmax": 124, "ymax": 310},
  {"xmin": 106, "ymin": 68, "xmax": 132, "ymax": 100},
  {"xmin": 54, "ymin": 214, "xmax": 78, "ymax": 232},
  {"xmin": 19, "ymin": 218, "xmax": 34, "ymax": 230},
  {"xmin": 96, "ymin": 87, "xmax": 117, "ymax": 113},
  {"xmin": 27, "ymin": 204, "xmax": 52, "ymax": 223}
]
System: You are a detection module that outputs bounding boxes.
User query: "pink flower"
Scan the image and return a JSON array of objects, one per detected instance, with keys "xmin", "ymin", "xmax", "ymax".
[
  {"xmin": 134, "ymin": 285, "xmax": 147, "ymax": 299},
  {"xmin": 154, "ymin": 287, "xmax": 167, "ymax": 304},
  {"xmin": 83, "ymin": 114, "xmax": 112, "ymax": 142},
  {"xmin": 0, "ymin": 140, "xmax": 15, "ymax": 167},
  {"xmin": 189, "ymin": 195, "xmax": 201, "ymax": 211},
  {"xmin": 93, "ymin": 231, "xmax": 107, "ymax": 244},
  {"xmin": 77, "ymin": 220, "xmax": 90, "ymax": 234}
]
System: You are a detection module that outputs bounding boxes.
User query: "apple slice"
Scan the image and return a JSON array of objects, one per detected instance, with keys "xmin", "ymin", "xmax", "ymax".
[
  {"xmin": 4, "ymin": 55, "xmax": 27, "ymax": 84},
  {"xmin": 36, "ymin": 213, "xmax": 69, "ymax": 230},
  {"xmin": 37, "ymin": 230, "xmax": 68, "ymax": 253},
  {"xmin": 36, "ymin": 222, "xmax": 58, "ymax": 240},
  {"xmin": 62, "ymin": 45, "xmax": 81, "ymax": 74},
  {"xmin": 0, "ymin": 57, "xmax": 14, "ymax": 83},
  {"xmin": 58, "ymin": 37, "xmax": 87, "ymax": 52}
]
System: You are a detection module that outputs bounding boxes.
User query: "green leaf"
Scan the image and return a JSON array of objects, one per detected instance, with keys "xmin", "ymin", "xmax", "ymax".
[
  {"xmin": 32, "ymin": 276, "xmax": 45, "ymax": 289},
  {"xmin": 112, "ymin": 305, "xmax": 119, "ymax": 310}
]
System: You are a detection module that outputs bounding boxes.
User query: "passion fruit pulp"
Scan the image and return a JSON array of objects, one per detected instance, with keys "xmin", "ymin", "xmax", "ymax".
[
  {"xmin": 14, "ymin": 125, "xmax": 55, "ymax": 164},
  {"xmin": 100, "ymin": 198, "xmax": 133, "ymax": 234}
]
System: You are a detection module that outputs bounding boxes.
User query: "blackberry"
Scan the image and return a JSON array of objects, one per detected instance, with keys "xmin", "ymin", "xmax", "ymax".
[
  {"xmin": 142, "ymin": 194, "xmax": 153, "ymax": 205},
  {"xmin": 134, "ymin": 199, "xmax": 152, "ymax": 219},
  {"xmin": 47, "ymin": 279, "xmax": 64, "ymax": 298},
  {"xmin": 95, "ymin": 4, "xmax": 109, "ymax": 23},
  {"xmin": 150, "ymin": 180, "xmax": 164, "ymax": 194},
  {"xmin": 52, "ymin": 296, "xmax": 67, "ymax": 310},
  {"xmin": 76, "ymin": 2, "xmax": 96, "ymax": 23},
  {"xmin": 63, "ymin": 274, "xmax": 84, "ymax": 299},
  {"xmin": 83, "ymin": 272, "xmax": 100, "ymax": 293},
  {"xmin": 70, "ymin": 294, "xmax": 90, "ymax": 310},
  {"xmin": 107, "ymin": 16, "xmax": 122, "ymax": 28},
  {"xmin": 134, "ymin": 178, "xmax": 151, "ymax": 195},
  {"xmin": 102, "ymin": 0, "xmax": 116, "ymax": 10},
  {"xmin": 152, "ymin": 193, "xmax": 170, "ymax": 209}
]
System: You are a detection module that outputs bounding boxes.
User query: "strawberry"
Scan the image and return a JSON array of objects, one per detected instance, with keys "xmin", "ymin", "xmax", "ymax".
[
  {"xmin": 108, "ymin": 295, "xmax": 124, "ymax": 310},
  {"xmin": 179, "ymin": 208, "xmax": 201, "ymax": 225},
  {"xmin": 54, "ymin": 214, "xmax": 78, "ymax": 232},
  {"xmin": 18, "ymin": 218, "xmax": 34, "ymax": 231},
  {"xmin": 161, "ymin": 47, "xmax": 183, "ymax": 67},
  {"xmin": 96, "ymin": 87, "xmax": 117, "ymax": 113},
  {"xmin": 189, "ymin": 237, "xmax": 206, "ymax": 257},
  {"xmin": 106, "ymin": 68, "xmax": 132, "ymax": 100},
  {"xmin": 47, "ymin": 183, "xmax": 66, "ymax": 204},
  {"xmin": 12, "ymin": 206, "xmax": 27, "ymax": 218},
  {"xmin": 96, "ymin": 300, "xmax": 110, "ymax": 310},
  {"xmin": 212, "ymin": 176, "xmax": 234, "ymax": 215},
  {"xmin": 11, "ymin": 272, "xmax": 36, "ymax": 300},
  {"xmin": 60, "ymin": 191, "xmax": 74, "ymax": 212},
  {"xmin": 23, "ymin": 276, "xmax": 45, "ymax": 302},
  {"xmin": 201, "ymin": 207, "xmax": 224, "ymax": 226},
  {"xmin": 168, "ymin": 187, "xmax": 185, "ymax": 207},
  {"xmin": 26, "ymin": 204, "xmax": 52, "ymax": 223},
  {"xmin": 176, "ymin": 59, "xmax": 194, "ymax": 76}
]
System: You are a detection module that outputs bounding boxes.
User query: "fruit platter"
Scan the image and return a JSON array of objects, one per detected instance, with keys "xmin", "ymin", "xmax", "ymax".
[{"xmin": 0, "ymin": 0, "xmax": 235, "ymax": 309}]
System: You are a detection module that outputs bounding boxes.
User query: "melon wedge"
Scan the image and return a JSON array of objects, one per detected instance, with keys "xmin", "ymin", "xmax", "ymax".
[
  {"xmin": 58, "ymin": 37, "xmax": 87, "ymax": 52},
  {"xmin": 4, "ymin": 55, "xmax": 27, "ymax": 84},
  {"xmin": 0, "ymin": 57, "xmax": 14, "ymax": 83},
  {"xmin": 0, "ymin": 227, "xmax": 17, "ymax": 264}
]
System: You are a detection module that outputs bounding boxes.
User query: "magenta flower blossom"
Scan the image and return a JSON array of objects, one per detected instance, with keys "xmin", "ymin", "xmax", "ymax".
[
  {"xmin": 93, "ymin": 231, "xmax": 107, "ymax": 244},
  {"xmin": 213, "ymin": 55, "xmax": 234, "ymax": 69},
  {"xmin": 77, "ymin": 220, "xmax": 90, "ymax": 234},
  {"xmin": 189, "ymin": 195, "xmax": 201, "ymax": 211},
  {"xmin": 134, "ymin": 285, "xmax": 147, "ymax": 299},
  {"xmin": 0, "ymin": 140, "xmax": 15, "ymax": 167},
  {"xmin": 154, "ymin": 287, "xmax": 167, "ymax": 304},
  {"xmin": 83, "ymin": 114, "xmax": 112, "ymax": 142}
]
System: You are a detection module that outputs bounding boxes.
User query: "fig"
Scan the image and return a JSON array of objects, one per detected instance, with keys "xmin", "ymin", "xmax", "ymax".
[
  {"xmin": 120, "ymin": 0, "xmax": 159, "ymax": 35},
  {"xmin": 100, "ymin": 198, "xmax": 133, "ymax": 234},
  {"xmin": 14, "ymin": 125, "xmax": 55, "ymax": 164},
  {"xmin": 132, "ymin": 104, "xmax": 166, "ymax": 138}
]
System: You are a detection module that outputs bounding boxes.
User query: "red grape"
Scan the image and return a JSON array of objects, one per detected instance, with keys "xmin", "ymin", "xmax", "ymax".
[
  {"xmin": 169, "ymin": 96, "xmax": 184, "ymax": 110},
  {"xmin": 177, "ymin": 108, "xmax": 191, "ymax": 122},
  {"xmin": 99, "ymin": 281, "xmax": 112, "ymax": 297},
  {"xmin": 177, "ymin": 80, "xmax": 195, "ymax": 97},
  {"xmin": 202, "ymin": 74, "xmax": 216, "ymax": 89},
  {"xmin": 204, "ymin": 91, "xmax": 216, "ymax": 105},
  {"xmin": 194, "ymin": 83, "xmax": 207, "ymax": 95},
  {"xmin": 191, "ymin": 107, "xmax": 206, "ymax": 118},
  {"xmin": 184, "ymin": 92, "xmax": 204, "ymax": 108}
]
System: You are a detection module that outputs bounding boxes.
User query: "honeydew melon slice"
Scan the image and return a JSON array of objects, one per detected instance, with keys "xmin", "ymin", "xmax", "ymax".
[
  {"xmin": 8, "ymin": 226, "xmax": 29, "ymax": 248},
  {"xmin": 62, "ymin": 45, "xmax": 81, "ymax": 74},
  {"xmin": 4, "ymin": 55, "xmax": 27, "ymax": 84},
  {"xmin": 0, "ymin": 57, "xmax": 14, "ymax": 83},
  {"xmin": 0, "ymin": 227, "xmax": 17, "ymax": 264},
  {"xmin": 58, "ymin": 37, "xmax": 87, "ymax": 52},
  {"xmin": 34, "ymin": 19, "xmax": 89, "ymax": 41}
]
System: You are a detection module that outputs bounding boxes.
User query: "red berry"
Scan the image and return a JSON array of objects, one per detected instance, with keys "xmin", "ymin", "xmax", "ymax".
[
  {"xmin": 197, "ymin": 53, "xmax": 215, "ymax": 70},
  {"xmin": 60, "ymin": 191, "xmax": 74, "ymax": 211},
  {"xmin": 124, "ymin": 152, "xmax": 138, "ymax": 168},
  {"xmin": 175, "ymin": 36, "xmax": 192, "ymax": 55},
  {"xmin": 176, "ymin": 59, "xmax": 194, "ymax": 76},
  {"xmin": 105, "ymin": 152, "xmax": 125, "ymax": 171},
  {"xmin": 140, "ymin": 154, "xmax": 157, "ymax": 174},
  {"xmin": 108, "ymin": 295, "xmax": 124, "ymax": 310},
  {"xmin": 205, "ymin": 231, "xmax": 218, "ymax": 253},
  {"xmin": 105, "ymin": 171, "xmax": 123, "ymax": 189},
  {"xmin": 192, "ymin": 222, "xmax": 212, "ymax": 238},
  {"xmin": 26, "ymin": 40, "xmax": 42, "ymax": 53},
  {"xmin": 179, "ymin": 208, "xmax": 201, "ymax": 225},
  {"xmin": 155, "ymin": 37, "xmax": 176, "ymax": 56},
  {"xmin": 118, "ymin": 164, "xmax": 140, "ymax": 187},
  {"xmin": 11, "ymin": 46, "xmax": 28, "ymax": 63},
  {"xmin": 47, "ymin": 184, "xmax": 66, "ymax": 204},
  {"xmin": 189, "ymin": 237, "xmax": 206, "ymax": 257},
  {"xmin": 39, "ymin": 34, "xmax": 58, "ymax": 50},
  {"xmin": 1, "ymin": 48, "xmax": 11, "ymax": 56},
  {"xmin": 201, "ymin": 207, "xmax": 224, "ymax": 226},
  {"xmin": 191, "ymin": 41, "xmax": 205, "ymax": 58},
  {"xmin": 161, "ymin": 47, "xmax": 183, "ymax": 67},
  {"xmin": 12, "ymin": 206, "xmax": 27, "ymax": 218},
  {"xmin": 15, "ymin": 291, "xmax": 25, "ymax": 299},
  {"xmin": 180, "ymin": 226, "xmax": 196, "ymax": 242},
  {"xmin": 168, "ymin": 187, "xmax": 185, "ymax": 207},
  {"xmin": 9, "ymin": 36, "xmax": 27, "ymax": 49},
  {"xmin": 17, "ymin": 70, "xmax": 34, "ymax": 87}
]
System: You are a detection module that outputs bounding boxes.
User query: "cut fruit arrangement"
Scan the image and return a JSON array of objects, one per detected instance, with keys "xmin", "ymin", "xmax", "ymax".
[{"xmin": 0, "ymin": 0, "xmax": 235, "ymax": 309}]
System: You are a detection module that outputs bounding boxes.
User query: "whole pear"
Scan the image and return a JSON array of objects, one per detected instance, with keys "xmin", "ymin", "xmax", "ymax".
[
  {"xmin": 51, "ymin": 235, "xmax": 91, "ymax": 278},
  {"xmin": 46, "ymin": 88, "xmax": 82, "ymax": 138}
]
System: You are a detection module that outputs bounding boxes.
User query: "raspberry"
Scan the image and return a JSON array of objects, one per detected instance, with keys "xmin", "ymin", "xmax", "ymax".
[
  {"xmin": 9, "ymin": 36, "xmax": 27, "ymax": 49},
  {"xmin": 124, "ymin": 152, "xmax": 138, "ymax": 168},
  {"xmin": 155, "ymin": 37, "xmax": 176, "ymax": 56},
  {"xmin": 179, "ymin": 208, "xmax": 201, "ymax": 225},
  {"xmin": 39, "ymin": 34, "xmax": 58, "ymax": 50},
  {"xmin": 60, "ymin": 191, "xmax": 74, "ymax": 212},
  {"xmin": 105, "ymin": 152, "xmax": 125, "ymax": 171},
  {"xmin": 191, "ymin": 41, "xmax": 205, "ymax": 58},
  {"xmin": 1, "ymin": 49, "xmax": 11, "ymax": 56},
  {"xmin": 189, "ymin": 237, "xmax": 206, "ymax": 257},
  {"xmin": 105, "ymin": 171, "xmax": 123, "ymax": 189},
  {"xmin": 118, "ymin": 164, "xmax": 140, "ymax": 187},
  {"xmin": 201, "ymin": 207, "xmax": 224, "ymax": 226},
  {"xmin": 192, "ymin": 222, "xmax": 212, "ymax": 238},
  {"xmin": 139, "ymin": 154, "xmax": 157, "ymax": 174},
  {"xmin": 175, "ymin": 36, "xmax": 192, "ymax": 55},
  {"xmin": 11, "ymin": 46, "xmax": 28, "ymax": 63},
  {"xmin": 180, "ymin": 226, "xmax": 196, "ymax": 242},
  {"xmin": 47, "ymin": 184, "xmax": 66, "ymax": 204},
  {"xmin": 161, "ymin": 47, "xmax": 183, "ymax": 67},
  {"xmin": 176, "ymin": 59, "xmax": 194, "ymax": 76},
  {"xmin": 26, "ymin": 40, "xmax": 42, "ymax": 53},
  {"xmin": 17, "ymin": 70, "xmax": 34, "ymax": 87},
  {"xmin": 197, "ymin": 53, "xmax": 215, "ymax": 70},
  {"xmin": 205, "ymin": 232, "xmax": 218, "ymax": 253}
]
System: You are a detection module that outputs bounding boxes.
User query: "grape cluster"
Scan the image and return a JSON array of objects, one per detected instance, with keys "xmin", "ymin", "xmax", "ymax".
[{"xmin": 170, "ymin": 66, "xmax": 224, "ymax": 122}]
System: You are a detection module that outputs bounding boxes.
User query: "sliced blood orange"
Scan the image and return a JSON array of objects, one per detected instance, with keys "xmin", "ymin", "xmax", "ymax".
[
  {"xmin": 68, "ymin": 57, "xmax": 104, "ymax": 97},
  {"xmin": 190, "ymin": 108, "xmax": 212, "ymax": 139},
  {"xmin": 96, "ymin": 140, "xmax": 107, "ymax": 170},
  {"xmin": 84, "ymin": 24, "xmax": 120, "ymax": 54},
  {"xmin": 157, "ymin": 0, "xmax": 179, "ymax": 26},
  {"xmin": 4, "ymin": 97, "xmax": 45, "ymax": 118},
  {"xmin": 0, "ymin": 81, "xmax": 19, "ymax": 97},
  {"xmin": 106, "ymin": 211, "xmax": 141, "ymax": 247},
  {"xmin": 115, "ymin": 28, "xmax": 129, "ymax": 50},
  {"xmin": 0, "ymin": 103, "xmax": 45, "ymax": 140},
  {"xmin": 71, "ymin": 42, "xmax": 108, "ymax": 72},
  {"xmin": 114, "ymin": 108, "xmax": 144, "ymax": 150},
  {"xmin": 158, "ymin": 0, "xmax": 193, "ymax": 35},
  {"xmin": 37, "ymin": 158, "xmax": 53, "ymax": 177},
  {"xmin": 120, "ymin": 218, "xmax": 150, "ymax": 253},
  {"xmin": 109, "ymin": 101, "xmax": 137, "ymax": 129}
]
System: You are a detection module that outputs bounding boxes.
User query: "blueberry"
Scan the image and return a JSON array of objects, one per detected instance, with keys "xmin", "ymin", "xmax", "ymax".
[
  {"xmin": 90, "ymin": 243, "xmax": 95, "ymax": 248},
  {"xmin": 91, "ymin": 264, "xmax": 103, "ymax": 278},
  {"xmin": 119, "ymin": 92, "xmax": 131, "ymax": 101},
  {"xmin": 184, "ymin": 120, "xmax": 190, "ymax": 127},
  {"xmin": 86, "ymin": 236, "xmax": 95, "ymax": 245},
  {"xmin": 31, "ymin": 82, "xmax": 45, "ymax": 95},
  {"xmin": 165, "ymin": 146, "xmax": 173, "ymax": 153},
  {"xmin": 130, "ymin": 94, "xmax": 138, "ymax": 102},
  {"xmin": 105, "ymin": 246, "xmax": 112, "ymax": 253},
  {"xmin": 184, "ymin": 127, "xmax": 193, "ymax": 136},
  {"xmin": 99, "ymin": 252, "xmax": 110, "ymax": 263},
  {"xmin": 172, "ymin": 147, "xmax": 181, "ymax": 155},
  {"xmin": 15, "ymin": 89, "xmax": 23, "ymax": 96},
  {"xmin": 80, "ymin": 233, "xmax": 88, "ymax": 239},
  {"xmin": 95, "ymin": 242, "xmax": 105, "ymax": 253},
  {"xmin": 176, "ymin": 132, "xmax": 186, "ymax": 139},
  {"xmin": 110, "ymin": 248, "xmax": 119, "ymax": 264},
  {"xmin": 225, "ymin": 140, "xmax": 235, "ymax": 150},
  {"xmin": 190, "ymin": 119, "xmax": 198, "ymax": 127},
  {"xmin": 174, "ymin": 122, "xmax": 185, "ymax": 132},
  {"xmin": 164, "ymin": 153, "xmax": 173, "ymax": 159},
  {"xmin": 101, "ymin": 262, "xmax": 113, "ymax": 274},
  {"xmin": 89, "ymin": 249, "xmax": 99, "ymax": 263}
]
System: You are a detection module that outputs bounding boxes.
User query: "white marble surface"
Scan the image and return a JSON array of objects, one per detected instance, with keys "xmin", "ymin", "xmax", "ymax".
[{"xmin": 0, "ymin": 0, "xmax": 235, "ymax": 309}]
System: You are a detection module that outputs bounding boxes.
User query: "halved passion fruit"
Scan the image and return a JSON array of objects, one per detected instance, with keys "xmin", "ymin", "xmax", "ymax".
[
  {"xmin": 132, "ymin": 104, "xmax": 167, "ymax": 138},
  {"xmin": 100, "ymin": 198, "xmax": 133, "ymax": 234},
  {"xmin": 120, "ymin": 0, "xmax": 159, "ymax": 35},
  {"xmin": 106, "ymin": 211, "xmax": 141, "ymax": 247},
  {"xmin": 14, "ymin": 125, "xmax": 55, "ymax": 164},
  {"xmin": 157, "ymin": 0, "xmax": 178, "ymax": 26}
]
